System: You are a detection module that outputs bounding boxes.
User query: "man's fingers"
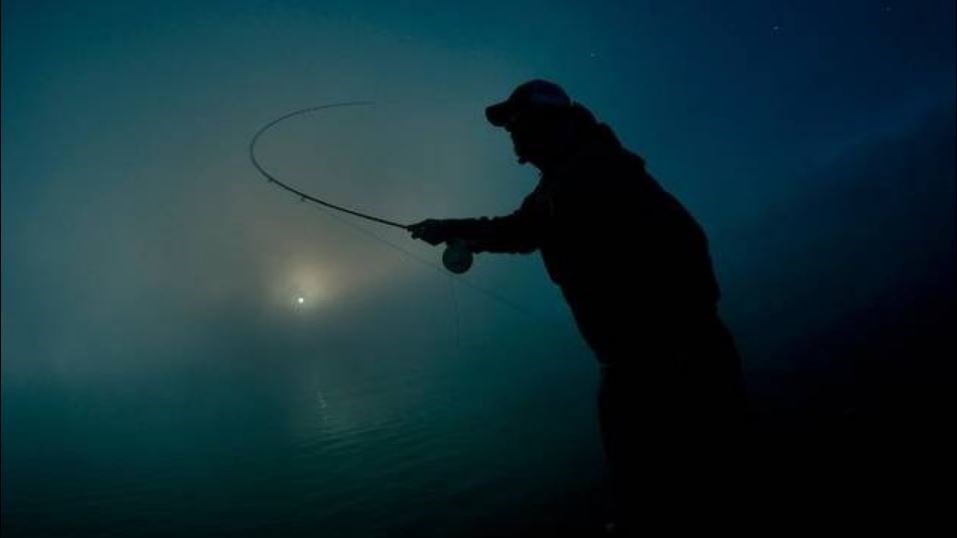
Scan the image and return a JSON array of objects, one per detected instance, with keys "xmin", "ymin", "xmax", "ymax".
[
  {"xmin": 409, "ymin": 219, "xmax": 452, "ymax": 246},
  {"xmin": 408, "ymin": 221, "xmax": 428, "ymax": 235}
]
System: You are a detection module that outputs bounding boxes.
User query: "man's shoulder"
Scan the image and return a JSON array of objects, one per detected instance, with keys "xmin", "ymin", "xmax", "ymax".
[
  {"xmin": 568, "ymin": 140, "xmax": 648, "ymax": 177},
  {"xmin": 568, "ymin": 148, "xmax": 656, "ymax": 200}
]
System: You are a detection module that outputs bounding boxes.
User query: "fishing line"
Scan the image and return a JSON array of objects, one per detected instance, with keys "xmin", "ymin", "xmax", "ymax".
[
  {"xmin": 301, "ymin": 184, "xmax": 588, "ymax": 355},
  {"xmin": 250, "ymin": 103, "xmax": 588, "ymax": 352},
  {"xmin": 447, "ymin": 273, "xmax": 463, "ymax": 357},
  {"xmin": 297, "ymin": 194, "xmax": 541, "ymax": 323}
]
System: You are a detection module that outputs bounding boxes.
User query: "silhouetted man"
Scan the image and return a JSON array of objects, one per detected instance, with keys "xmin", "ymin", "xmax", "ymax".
[{"xmin": 409, "ymin": 80, "xmax": 747, "ymax": 534}]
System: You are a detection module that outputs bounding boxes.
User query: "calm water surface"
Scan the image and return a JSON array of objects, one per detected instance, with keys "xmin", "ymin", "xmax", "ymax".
[{"xmin": 2, "ymin": 303, "xmax": 604, "ymax": 537}]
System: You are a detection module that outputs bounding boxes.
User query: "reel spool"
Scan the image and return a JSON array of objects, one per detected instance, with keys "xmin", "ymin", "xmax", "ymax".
[{"xmin": 442, "ymin": 239, "xmax": 473, "ymax": 274}]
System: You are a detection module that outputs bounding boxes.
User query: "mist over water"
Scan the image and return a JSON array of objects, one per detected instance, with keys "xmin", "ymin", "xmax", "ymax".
[{"xmin": 3, "ymin": 1, "xmax": 954, "ymax": 535}]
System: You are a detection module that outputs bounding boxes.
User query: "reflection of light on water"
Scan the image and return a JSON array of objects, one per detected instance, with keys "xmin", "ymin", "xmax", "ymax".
[{"xmin": 315, "ymin": 388, "xmax": 330, "ymax": 431}]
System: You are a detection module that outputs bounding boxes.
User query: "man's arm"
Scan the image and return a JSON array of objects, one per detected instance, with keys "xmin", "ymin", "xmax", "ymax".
[{"xmin": 409, "ymin": 192, "xmax": 540, "ymax": 254}]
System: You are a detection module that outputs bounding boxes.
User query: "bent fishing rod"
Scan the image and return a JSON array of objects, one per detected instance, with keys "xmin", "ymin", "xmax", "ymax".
[{"xmin": 249, "ymin": 102, "xmax": 473, "ymax": 273}]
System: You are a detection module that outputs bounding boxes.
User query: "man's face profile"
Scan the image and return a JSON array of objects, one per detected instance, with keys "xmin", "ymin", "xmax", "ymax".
[{"xmin": 506, "ymin": 111, "xmax": 550, "ymax": 166}]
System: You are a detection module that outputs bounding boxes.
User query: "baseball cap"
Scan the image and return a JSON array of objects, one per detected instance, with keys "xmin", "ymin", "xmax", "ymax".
[{"xmin": 485, "ymin": 79, "xmax": 572, "ymax": 127}]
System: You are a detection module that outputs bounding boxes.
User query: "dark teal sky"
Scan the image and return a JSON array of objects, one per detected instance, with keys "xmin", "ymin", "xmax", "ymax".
[
  {"xmin": 3, "ymin": 0, "xmax": 954, "ymax": 387},
  {"xmin": 2, "ymin": 1, "xmax": 955, "ymax": 535}
]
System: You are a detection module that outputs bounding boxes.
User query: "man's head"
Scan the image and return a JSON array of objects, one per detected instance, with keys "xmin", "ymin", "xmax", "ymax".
[{"xmin": 485, "ymin": 80, "xmax": 579, "ymax": 169}]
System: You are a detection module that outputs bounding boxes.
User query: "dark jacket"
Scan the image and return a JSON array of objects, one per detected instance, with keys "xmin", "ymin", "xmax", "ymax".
[{"xmin": 444, "ymin": 122, "xmax": 723, "ymax": 363}]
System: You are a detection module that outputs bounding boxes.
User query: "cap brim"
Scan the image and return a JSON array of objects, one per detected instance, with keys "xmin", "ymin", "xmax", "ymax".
[{"xmin": 485, "ymin": 101, "xmax": 514, "ymax": 127}]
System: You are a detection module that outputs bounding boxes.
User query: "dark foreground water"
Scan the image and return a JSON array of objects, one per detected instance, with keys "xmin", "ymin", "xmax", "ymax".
[
  {"xmin": 4, "ymin": 267, "xmax": 955, "ymax": 537},
  {"xmin": 1, "ymin": 305, "xmax": 607, "ymax": 538}
]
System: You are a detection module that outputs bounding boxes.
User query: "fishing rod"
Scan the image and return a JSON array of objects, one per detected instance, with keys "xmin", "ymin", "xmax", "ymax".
[
  {"xmin": 249, "ymin": 102, "xmax": 473, "ymax": 273},
  {"xmin": 249, "ymin": 102, "xmax": 589, "ymax": 353}
]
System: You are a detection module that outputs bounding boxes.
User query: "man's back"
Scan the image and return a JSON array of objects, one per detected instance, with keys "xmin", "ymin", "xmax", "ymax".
[
  {"xmin": 525, "ymin": 121, "xmax": 723, "ymax": 361},
  {"xmin": 408, "ymin": 82, "xmax": 748, "ymax": 532}
]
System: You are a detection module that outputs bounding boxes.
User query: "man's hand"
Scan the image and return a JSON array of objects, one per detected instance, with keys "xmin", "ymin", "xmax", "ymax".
[{"xmin": 408, "ymin": 219, "xmax": 455, "ymax": 246}]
